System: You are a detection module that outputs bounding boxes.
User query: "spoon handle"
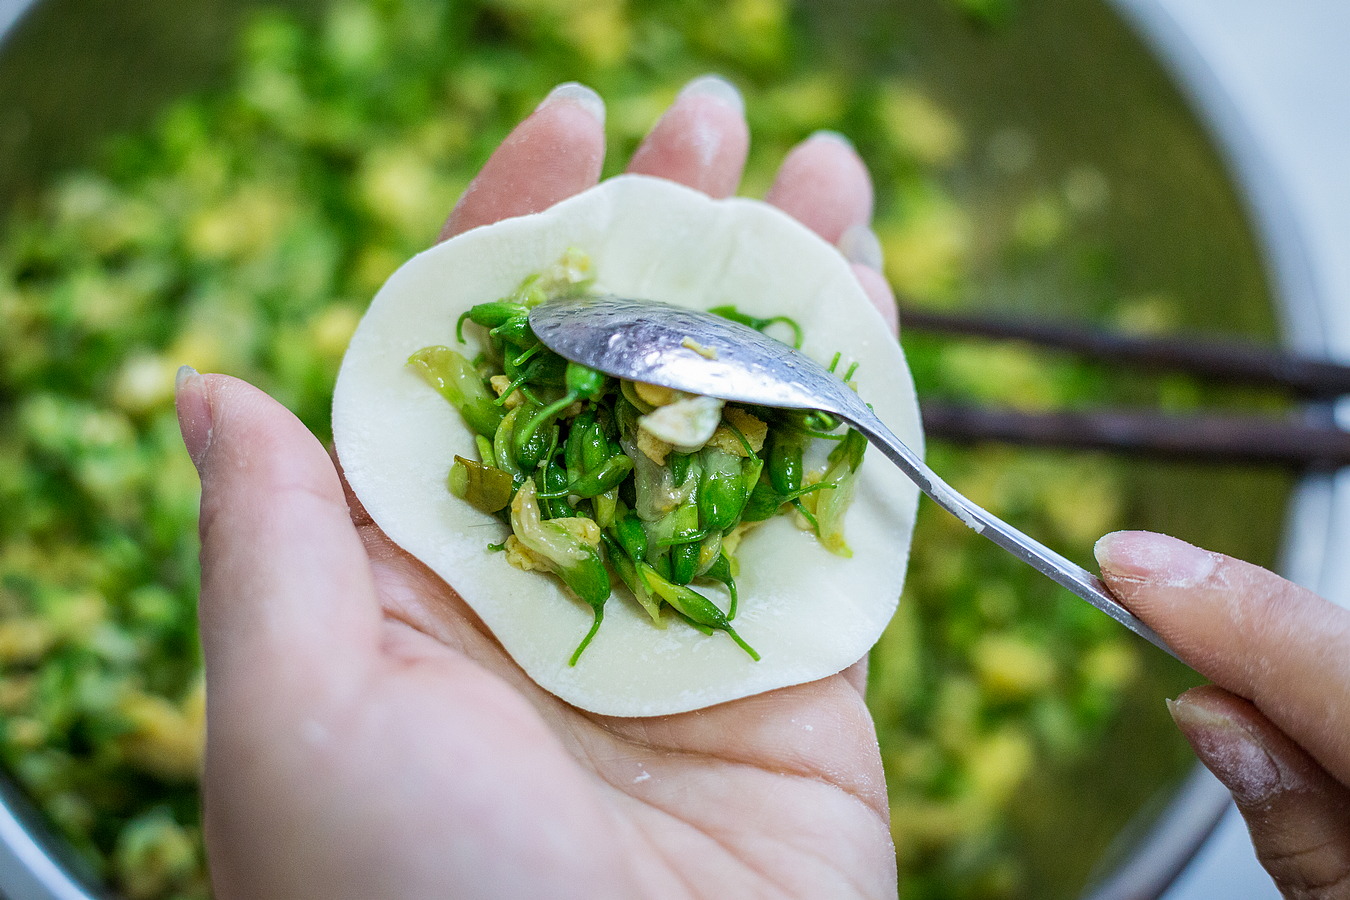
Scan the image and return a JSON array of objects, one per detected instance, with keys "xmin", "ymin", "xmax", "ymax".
[{"xmin": 848, "ymin": 412, "xmax": 1185, "ymax": 664}]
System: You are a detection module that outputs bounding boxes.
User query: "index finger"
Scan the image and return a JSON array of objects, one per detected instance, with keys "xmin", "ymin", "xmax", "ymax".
[{"xmin": 1095, "ymin": 530, "xmax": 1350, "ymax": 786}]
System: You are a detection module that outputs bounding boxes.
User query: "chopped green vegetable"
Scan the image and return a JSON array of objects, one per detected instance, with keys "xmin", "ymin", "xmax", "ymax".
[
  {"xmin": 701, "ymin": 551, "xmax": 740, "ymax": 618},
  {"xmin": 708, "ymin": 305, "xmax": 805, "ymax": 349},
  {"xmin": 639, "ymin": 563, "xmax": 759, "ymax": 661},
  {"xmin": 698, "ymin": 446, "xmax": 748, "ymax": 533},
  {"xmin": 407, "ymin": 346, "xmax": 504, "ymax": 438},
  {"xmin": 448, "ymin": 456, "xmax": 514, "ymax": 514},
  {"xmin": 812, "ymin": 428, "xmax": 867, "ymax": 557},
  {"xmin": 541, "ymin": 453, "xmax": 632, "ymax": 499},
  {"xmin": 507, "ymin": 482, "xmax": 610, "ymax": 664},
  {"xmin": 418, "ymin": 254, "xmax": 864, "ymax": 662}
]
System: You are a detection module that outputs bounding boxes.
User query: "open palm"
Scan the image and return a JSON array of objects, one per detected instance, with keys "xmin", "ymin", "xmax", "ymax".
[{"xmin": 176, "ymin": 78, "xmax": 902, "ymax": 900}]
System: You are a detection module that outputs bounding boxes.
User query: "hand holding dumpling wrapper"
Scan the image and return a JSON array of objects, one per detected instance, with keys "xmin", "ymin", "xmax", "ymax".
[
  {"xmin": 333, "ymin": 174, "xmax": 922, "ymax": 716},
  {"xmin": 181, "ymin": 79, "xmax": 1350, "ymax": 900}
]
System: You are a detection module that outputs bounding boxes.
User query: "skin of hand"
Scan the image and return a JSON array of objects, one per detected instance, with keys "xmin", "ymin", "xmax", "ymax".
[
  {"xmin": 175, "ymin": 77, "xmax": 902, "ymax": 900},
  {"xmin": 1096, "ymin": 531, "xmax": 1350, "ymax": 899}
]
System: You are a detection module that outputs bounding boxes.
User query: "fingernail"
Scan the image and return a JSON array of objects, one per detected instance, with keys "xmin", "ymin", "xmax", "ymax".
[
  {"xmin": 808, "ymin": 129, "xmax": 854, "ymax": 150},
  {"xmin": 838, "ymin": 224, "xmax": 883, "ymax": 272},
  {"xmin": 1167, "ymin": 694, "xmax": 1280, "ymax": 804},
  {"xmin": 175, "ymin": 364, "xmax": 198, "ymax": 395},
  {"xmin": 537, "ymin": 82, "xmax": 606, "ymax": 128},
  {"xmin": 175, "ymin": 365, "xmax": 212, "ymax": 471},
  {"xmin": 1094, "ymin": 531, "xmax": 1217, "ymax": 588},
  {"xmin": 676, "ymin": 74, "xmax": 744, "ymax": 116}
]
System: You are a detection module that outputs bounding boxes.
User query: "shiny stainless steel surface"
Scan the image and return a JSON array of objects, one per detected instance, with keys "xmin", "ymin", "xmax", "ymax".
[
  {"xmin": 0, "ymin": 773, "xmax": 94, "ymax": 899},
  {"xmin": 0, "ymin": 0, "xmax": 30, "ymax": 38},
  {"xmin": 0, "ymin": 14, "xmax": 89, "ymax": 900},
  {"xmin": 1105, "ymin": 2, "xmax": 1349, "ymax": 898},
  {"xmin": 531, "ymin": 295, "xmax": 1183, "ymax": 662}
]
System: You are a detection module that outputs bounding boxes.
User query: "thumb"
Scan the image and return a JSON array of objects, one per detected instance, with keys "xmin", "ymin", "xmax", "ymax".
[
  {"xmin": 176, "ymin": 368, "xmax": 381, "ymax": 716},
  {"xmin": 1169, "ymin": 685, "xmax": 1350, "ymax": 897}
]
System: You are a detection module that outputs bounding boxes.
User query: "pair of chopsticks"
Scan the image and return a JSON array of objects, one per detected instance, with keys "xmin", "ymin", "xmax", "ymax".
[{"xmin": 901, "ymin": 308, "xmax": 1350, "ymax": 468}]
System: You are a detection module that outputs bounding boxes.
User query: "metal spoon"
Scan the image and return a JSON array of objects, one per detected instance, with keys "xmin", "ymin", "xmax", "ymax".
[{"xmin": 529, "ymin": 295, "xmax": 1182, "ymax": 663}]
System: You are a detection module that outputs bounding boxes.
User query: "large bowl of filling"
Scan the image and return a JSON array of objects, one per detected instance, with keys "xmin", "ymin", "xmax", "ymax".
[{"xmin": 0, "ymin": 0, "xmax": 1306, "ymax": 897}]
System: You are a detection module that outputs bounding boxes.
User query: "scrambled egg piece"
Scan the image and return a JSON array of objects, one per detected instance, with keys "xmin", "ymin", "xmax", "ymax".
[
  {"xmin": 504, "ymin": 517, "xmax": 601, "ymax": 572},
  {"xmin": 637, "ymin": 428, "xmax": 673, "ymax": 466},
  {"xmin": 681, "ymin": 336, "xmax": 718, "ymax": 359},
  {"xmin": 632, "ymin": 380, "xmax": 681, "ymax": 407},
  {"xmin": 489, "ymin": 375, "xmax": 524, "ymax": 409},
  {"xmin": 706, "ymin": 407, "xmax": 767, "ymax": 457}
]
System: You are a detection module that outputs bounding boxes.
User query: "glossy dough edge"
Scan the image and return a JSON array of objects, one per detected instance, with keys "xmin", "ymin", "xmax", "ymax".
[{"xmin": 332, "ymin": 174, "xmax": 923, "ymax": 716}]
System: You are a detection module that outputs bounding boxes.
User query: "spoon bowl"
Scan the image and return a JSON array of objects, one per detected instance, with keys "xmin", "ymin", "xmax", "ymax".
[{"xmin": 530, "ymin": 294, "xmax": 1183, "ymax": 663}]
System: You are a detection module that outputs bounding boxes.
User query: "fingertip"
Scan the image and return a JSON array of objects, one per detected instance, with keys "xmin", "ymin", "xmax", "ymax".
[
  {"xmin": 538, "ymin": 81, "xmax": 606, "ymax": 128},
  {"xmin": 675, "ymin": 73, "xmax": 745, "ymax": 116},
  {"xmin": 1093, "ymin": 530, "xmax": 1218, "ymax": 590},
  {"xmin": 839, "ymin": 223, "xmax": 883, "ymax": 272},
  {"xmin": 189, "ymin": 375, "xmax": 331, "ymax": 492},
  {"xmin": 1095, "ymin": 530, "xmax": 1350, "ymax": 793},
  {"xmin": 766, "ymin": 131, "xmax": 874, "ymax": 243},
  {"xmin": 626, "ymin": 74, "xmax": 749, "ymax": 198},
  {"xmin": 1169, "ymin": 685, "xmax": 1350, "ymax": 896},
  {"xmin": 1167, "ymin": 686, "xmax": 1281, "ymax": 805},
  {"xmin": 175, "ymin": 365, "xmax": 211, "ymax": 471},
  {"xmin": 441, "ymin": 83, "xmax": 607, "ymax": 239}
]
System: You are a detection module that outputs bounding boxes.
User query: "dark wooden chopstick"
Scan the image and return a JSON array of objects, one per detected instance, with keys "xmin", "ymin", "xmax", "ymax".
[
  {"xmin": 899, "ymin": 308, "xmax": 1350, "ymax": 398},
  {"xmin": 919, "ymin": 403, "xmax": 1350, "ymax": 468},
  {"xmin": 898, "ymin": 308, "xmax": 1350, "ymax": 466}
]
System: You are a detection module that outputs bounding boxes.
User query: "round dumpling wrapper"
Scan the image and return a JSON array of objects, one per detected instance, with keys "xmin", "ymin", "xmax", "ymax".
[{"xmin": 333, "ymin": 174, "xmax": 922, "ymax": 717}]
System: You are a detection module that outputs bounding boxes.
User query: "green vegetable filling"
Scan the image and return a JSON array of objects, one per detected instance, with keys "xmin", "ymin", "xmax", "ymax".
[{"xmin": 412, "ymin": 253, "xmax": 867, "ymax": 664}]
